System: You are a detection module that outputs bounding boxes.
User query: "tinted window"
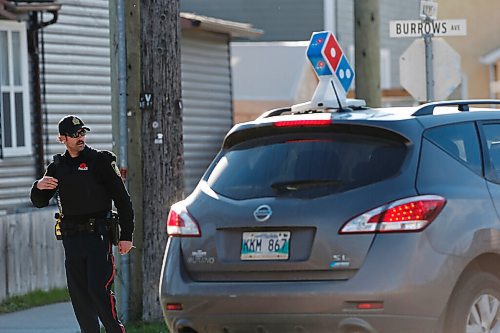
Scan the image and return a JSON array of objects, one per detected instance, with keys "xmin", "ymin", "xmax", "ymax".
[
  {"xmin": 483, "ymin": 123, "xmax": 500, "ymax": 182},
  {"xmin": 424, "ymin": 122, "xmax": 482, "ymax": 175},
  {"xmin": 205, "ymin": 132, "xmax": 407, "ymax": 200}
]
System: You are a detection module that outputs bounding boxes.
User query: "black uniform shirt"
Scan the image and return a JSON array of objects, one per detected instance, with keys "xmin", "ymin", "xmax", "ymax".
[{"xmin": 30, "ymin": 145, "xmax": 134, "ymax": 241}]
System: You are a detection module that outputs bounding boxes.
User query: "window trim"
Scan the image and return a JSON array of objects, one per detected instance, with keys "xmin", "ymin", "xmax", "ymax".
[
  {"xmin": 477, "ymin": 120, "xmax": 500, "ymax": 184},
  {"xmin": 0, "ymin": 21, "xmax": 31, "ymax": 157},
  {"xmin": 422, "ymin": 121, "xmax": 484, "ymax": 177}
]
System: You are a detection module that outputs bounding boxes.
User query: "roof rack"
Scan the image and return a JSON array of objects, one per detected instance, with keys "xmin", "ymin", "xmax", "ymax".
[
  {"xmin": 256, "ymin": 107, "xmax": 292, "ymax": 119},
  {"xmin": 291, "ymin": 99, "xmax": 366, "ymax": 113},
  {"xmin": 412, "ymin": 99, "xmax": 500, "ymax": 116},
  {"xmin": 257, "ymin": 98, "xmax": 368, "ymax": 120}
]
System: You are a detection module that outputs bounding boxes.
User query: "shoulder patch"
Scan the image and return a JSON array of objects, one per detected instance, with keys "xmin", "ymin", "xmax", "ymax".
[
  {"xmin": 111, "ymin": 161, "xmax": 121, "ymax": 178},
  {"xmin": 97, "ymin": 150, "xmax": 120, "ymax": 177}
]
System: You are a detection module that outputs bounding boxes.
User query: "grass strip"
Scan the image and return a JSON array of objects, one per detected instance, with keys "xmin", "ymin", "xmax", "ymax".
[
  {"xmin": 0, "ymin": 288, "xmax": 70, "ymax": 314},
  {"xmin": 118, "ymin": 321, "xmax": 169, "ymax": 333},
  {"xmin": 1, "ymin": 289, "xmax": 169, "ymax": 332},
  {"xmin": 99, "ymin": 321, "xmax": 169, "ymax": 333}
]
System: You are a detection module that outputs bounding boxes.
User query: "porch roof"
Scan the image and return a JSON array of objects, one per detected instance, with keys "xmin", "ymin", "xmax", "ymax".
[
  {"xmin": 0, "ymin": 0, "xmax": 60, "ymax": 20},
  {"xmin": 480, "ymin": 47, "xmax": 500, "ymax": 65}
]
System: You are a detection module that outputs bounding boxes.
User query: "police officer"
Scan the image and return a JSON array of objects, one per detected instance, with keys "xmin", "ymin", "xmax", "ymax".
[{"xmin": 30, "ymin": 115, "xmax": 134, "ymax": 333}]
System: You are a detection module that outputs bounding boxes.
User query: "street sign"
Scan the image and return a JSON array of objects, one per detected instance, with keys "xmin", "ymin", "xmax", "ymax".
[
  {"xmin": 420, "ymin": 1, "xmax": 438, "ymax": 20},
  {"xmin": 390, "ymin": 19, "xmax": 467, "ymax": 38},
  {"xmin": 400, "ymin": 38, "xmax": 461, "ymax": 101}
]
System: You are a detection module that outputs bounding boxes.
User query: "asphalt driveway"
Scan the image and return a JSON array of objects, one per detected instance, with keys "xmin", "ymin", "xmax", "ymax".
[{"xmin": 0, "ymin": 302, "xmax": 79, "ymax": 333}]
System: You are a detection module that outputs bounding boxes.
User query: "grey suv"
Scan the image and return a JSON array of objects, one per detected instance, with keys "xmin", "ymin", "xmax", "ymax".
[{"xmin": 160, "ymin": 100, "xmax": 500, "ymax": 333}]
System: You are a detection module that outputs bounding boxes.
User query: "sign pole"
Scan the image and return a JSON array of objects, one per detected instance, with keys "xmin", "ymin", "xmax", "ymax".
[
  {"xmin": 423, "ymin": 19, "xmax": 434, "ymax": 101},
  {"xmin": 422, "ymin": 0, "xmax": 435, "ymax": 102},
  {"xmin": 393, "ymin": 1, "xmax": 466, "ymax": 102}
]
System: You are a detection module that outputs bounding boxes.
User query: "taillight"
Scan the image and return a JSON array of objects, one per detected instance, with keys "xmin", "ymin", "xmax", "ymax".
[
  {"xmin": 165, "ymin": 303, "xmax": 183, "ymax": 311},
  {"xmin": 166, "ymin": 202, "xmax": 201, "ymax": 237},
  {"xmin": 340, "ymin": 195, "xmax": 446, "ymax": 234},
  {"xmin": 273, "ymin": 119, "xmax": 332, "ymax": 127}
]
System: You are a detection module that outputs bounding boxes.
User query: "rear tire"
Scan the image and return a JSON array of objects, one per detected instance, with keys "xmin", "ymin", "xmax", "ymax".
[{"xmin": 445, "ymin": 271, "xmax": 500, "ymax": 333}]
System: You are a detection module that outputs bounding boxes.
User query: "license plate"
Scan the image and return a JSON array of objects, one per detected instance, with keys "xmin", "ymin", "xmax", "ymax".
[{"xmin": 241, "ymin": 231, "xmax": 290, "ymax": 260}]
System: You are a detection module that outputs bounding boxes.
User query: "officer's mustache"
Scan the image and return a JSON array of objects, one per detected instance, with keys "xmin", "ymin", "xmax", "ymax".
[{"xmin": 77, "ymin": 140, "xmax": 84, "ymax": 145}]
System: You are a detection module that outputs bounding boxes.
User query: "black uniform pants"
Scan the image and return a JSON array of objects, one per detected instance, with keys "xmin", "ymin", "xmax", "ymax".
[{"xmin": 63, "ymin": 232, "xmax": 125, "ymax": 333}]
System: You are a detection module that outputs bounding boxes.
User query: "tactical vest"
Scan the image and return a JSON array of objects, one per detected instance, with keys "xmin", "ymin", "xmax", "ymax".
[{"xmin": 53, "ymin": 148, "xmax": 111, "ymax": 217}]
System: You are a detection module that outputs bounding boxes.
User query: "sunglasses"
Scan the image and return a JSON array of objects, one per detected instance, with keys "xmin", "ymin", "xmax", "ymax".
[{"xmin": 66, "ymin": 129, "xmax": 87, "ymax": 138}]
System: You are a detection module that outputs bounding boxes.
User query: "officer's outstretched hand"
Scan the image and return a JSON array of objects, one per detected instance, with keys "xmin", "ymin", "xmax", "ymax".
[
  {"xmin": 36, "ymin": 176, "xmax": 58, "ymax": 190},
  {"xmin": 118, "ymin": 240, "xmax": 133, "ymax": 255}
]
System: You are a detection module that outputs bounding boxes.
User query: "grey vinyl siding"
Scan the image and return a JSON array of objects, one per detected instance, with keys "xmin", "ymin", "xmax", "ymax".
[
  {"xmin": 181, "ymin": 0, "xmax": 324, "ymax": 42},
  {"xmin": 42, "ymin": 0, "xmax": 112, "ymax": 158},
  {"xmin": 0, "ymin": 0, "xmax": 112, "ymax": 213},
  {"xmin": 0, "ymin": 157, "xmax": 36, "ymax": 212},
  {"xmin": 181, "ymin": 31, "xmax": 233, "ymax": 194},
  {"xmin": 335, "ymin": 0, "xmax": 354, "ymax": 47}
]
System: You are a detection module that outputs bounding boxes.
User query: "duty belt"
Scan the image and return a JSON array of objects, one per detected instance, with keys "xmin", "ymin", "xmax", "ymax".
[{"xmin": 60, "ymin": 218, "xmax": 111, "ymax": 235}]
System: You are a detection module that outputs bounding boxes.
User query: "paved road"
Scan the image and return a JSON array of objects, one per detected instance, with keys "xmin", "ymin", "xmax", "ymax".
[{"xmin": 0, "ymin": 302, "xmax": 80, "ymax": 333}]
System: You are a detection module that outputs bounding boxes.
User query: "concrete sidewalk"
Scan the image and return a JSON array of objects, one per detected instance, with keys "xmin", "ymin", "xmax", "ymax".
[{"xmin": 0, "ymin": 302, "xmax": 80, "ymax": 333}]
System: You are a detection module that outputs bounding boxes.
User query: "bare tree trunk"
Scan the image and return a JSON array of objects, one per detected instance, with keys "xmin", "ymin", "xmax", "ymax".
[{"xmin": 140, "ymin": 0, "xmax": 183, "ymax": 320}]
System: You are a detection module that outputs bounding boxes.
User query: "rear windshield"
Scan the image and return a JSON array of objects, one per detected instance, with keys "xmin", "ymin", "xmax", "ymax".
[{"xmin": 205, "ymin": 132, "xmax": 407, "ymax": 200}]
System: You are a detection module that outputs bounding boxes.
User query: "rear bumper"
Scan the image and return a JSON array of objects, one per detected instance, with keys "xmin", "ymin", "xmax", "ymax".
[
  {"xmin": 167, "ymin": 314, "xmax": 437, "ymax": 333},
  {"xmin": 160, "ymin": 235, "xmax": 458, "ymax": 333}
]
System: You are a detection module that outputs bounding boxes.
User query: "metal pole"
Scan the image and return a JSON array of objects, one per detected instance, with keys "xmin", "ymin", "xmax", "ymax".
[
  {"xmin": 323, "ymin": 0, "xmax": 337, "ymax": 35},
  {"xmin": 424, "ymin": 18, "xmax": 434, "ymax": 101},
  {"xmin": 116, "ymin": 0, "xmax": 130, "ymax": 322}
]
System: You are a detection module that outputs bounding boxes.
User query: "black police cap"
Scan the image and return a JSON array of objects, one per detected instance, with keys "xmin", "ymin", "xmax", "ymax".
[{"xmin": 58, "ymin": 115, "xmax": 90, "ymax": 136}]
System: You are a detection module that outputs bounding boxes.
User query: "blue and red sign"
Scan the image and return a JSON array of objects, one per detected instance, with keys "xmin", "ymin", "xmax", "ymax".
[
  {"xmin": 307, "ymin": 32, "xmax": 333, "ymax": 76},
  {"xmin": 306, "ymin": 31, "xmax": 354, "ymax": 93}
]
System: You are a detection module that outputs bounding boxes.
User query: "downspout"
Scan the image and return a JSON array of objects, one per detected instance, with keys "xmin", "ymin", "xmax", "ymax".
[
  {"xmin": 28, "ymin": 9, "xmax": 59, "ymax": 179},
  {"xmin": 116, "ymin": 0, "xmax": 130, "ymax": 321},
  {"xmin": 323, "ymin": 0, "xmax": 337, "ymax": 35}
]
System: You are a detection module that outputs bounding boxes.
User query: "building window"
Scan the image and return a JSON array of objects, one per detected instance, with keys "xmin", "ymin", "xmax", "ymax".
[{"xmin": 0, "ymin": 21, "xmax": 31, "ymax": 157}]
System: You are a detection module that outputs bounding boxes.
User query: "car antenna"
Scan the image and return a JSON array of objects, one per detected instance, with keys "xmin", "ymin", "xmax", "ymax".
[{"xmin": 330, "ymin": 79, "xmax": 345, "ymax": 111}]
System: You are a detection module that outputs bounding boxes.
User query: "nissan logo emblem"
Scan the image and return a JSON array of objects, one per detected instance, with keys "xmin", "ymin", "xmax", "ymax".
[{"xmin": 253, "ymin": 205, "xmax": 272, "ymax": 222}]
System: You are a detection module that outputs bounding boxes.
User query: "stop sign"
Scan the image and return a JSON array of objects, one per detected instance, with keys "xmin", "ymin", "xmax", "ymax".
[{"xmin": 400, "ymin": 38, "xmax": 461, "ymax": 101}]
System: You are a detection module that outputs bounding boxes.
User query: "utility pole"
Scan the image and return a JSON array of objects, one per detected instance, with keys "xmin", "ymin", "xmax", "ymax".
[
  {"xmin": 124, "ymin": 0, "xmax": 143, "ymax": 321},
  {"xmin": 109, "ymin": 0, "xmax": 143, "ymax": 321},
  {"xmin": 111, "ymin": 0, "xmax": 183, "ymax": 321},
  {"xmin": 139, "ymin": 0, "xmax": 184, "ymax": 320},
  {"xmin": 354, "ymin": 0, "xmax": 381, "ymax": 107}
]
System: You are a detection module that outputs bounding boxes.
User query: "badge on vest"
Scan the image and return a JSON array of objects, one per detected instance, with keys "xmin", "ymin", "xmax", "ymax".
[{"xmin": 78, "ymin": 162, "xmax": 89, "ymax": 171}]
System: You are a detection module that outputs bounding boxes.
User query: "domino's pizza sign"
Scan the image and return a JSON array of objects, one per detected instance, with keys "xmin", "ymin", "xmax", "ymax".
[{"xmin": 306, "ymin": 31, "xmax": 354, "ymax": 93}]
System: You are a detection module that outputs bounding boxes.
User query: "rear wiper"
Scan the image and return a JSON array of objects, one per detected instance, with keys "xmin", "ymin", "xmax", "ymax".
[{"xmin": 271, "ymin": 179, "xmax": 343, "ymax": 191}]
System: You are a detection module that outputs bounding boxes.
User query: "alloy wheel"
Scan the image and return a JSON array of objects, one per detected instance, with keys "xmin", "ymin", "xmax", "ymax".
[{"xmin": 467, "ymin": 294, "xmax": 500, "ymax": 333}]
